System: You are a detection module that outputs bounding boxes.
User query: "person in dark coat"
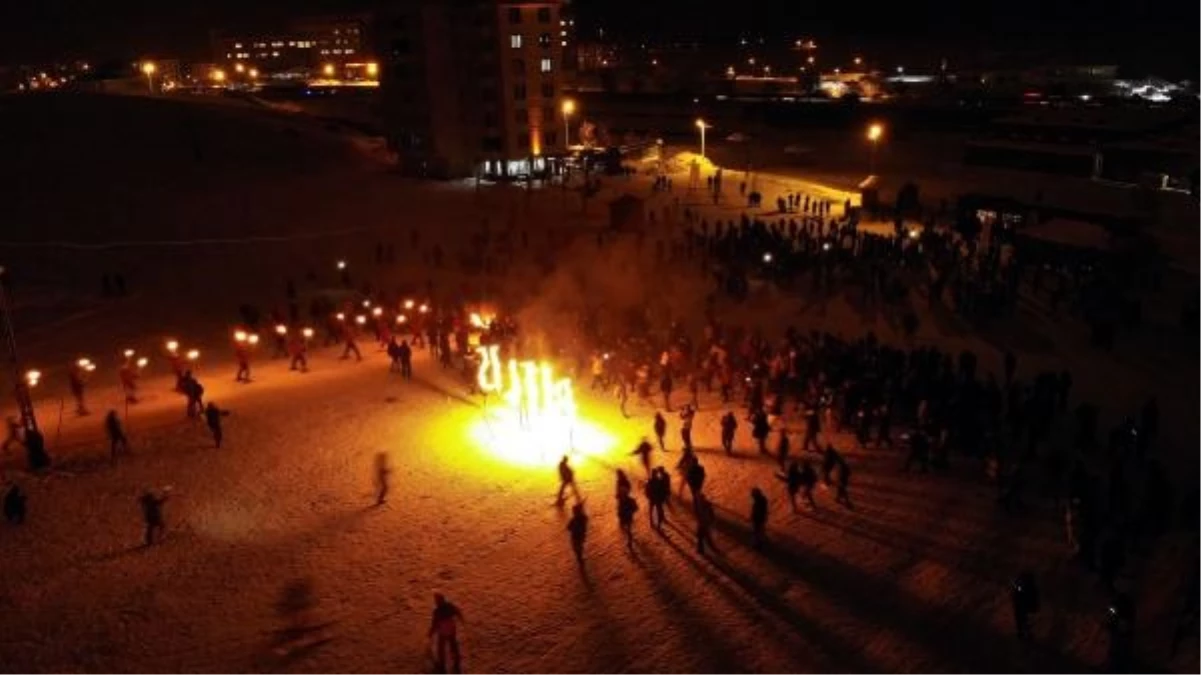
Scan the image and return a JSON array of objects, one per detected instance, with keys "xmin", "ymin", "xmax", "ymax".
[
  {"xmin": 140, "ymin": 489, "xmax": 169, "ymax": 546},
  {"xmin": 204, "ymin": 402, "xmax": 229, "ymax": 448},
  {"xmin": 750, "ymin": 487, "xmax": 768, "ymax": 549},
  {"xmin": 566, "ymin": 503, "xmax": 588, "ymax": 565},
  {"xmin": 617, "ymin": 493, "xmax": 638, "ymax": 551},
  {"xmin": 105, "ymin": 410, "xmax": 128, "ymax": 463},
  {"xmin": 3, "ymin": 483, "xmax": 27, "ymax": 524},
  {"xmin": 720, "ymin": 411, "xmax": 737, "ymax": 453}
]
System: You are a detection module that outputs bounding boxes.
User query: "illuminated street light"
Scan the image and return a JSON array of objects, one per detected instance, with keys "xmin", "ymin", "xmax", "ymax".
[
  {"xmin": 24, "ymin": 369, "xmax": 41, "ymax": 387},
  {"xmin": 211, "ymin": 69, "xmax": 226, "ymax": 84},
  {"xmin": 234, "ymin": 62, "xmax": 245, "ymax": 74},
  {"xmin": 336, "ymin": 260, "xmax": 347, "ymax": 270},
  {"xmin": 302, "ymin": 328, "xmax": 314, "ymax": 340},
  {"xmin": 372, "ymin": 307, "xmax": 383, "ymax": 318},
  {"xmin": 248, "ymin": 67, "xmax": 259, "ymax": 79},
  {"xmin": 186, "ymin": 349, "xmax": 200, "ymax": 362},
  {"xmin": 123, "ymin": 348, "xmax": 135, "ymax": 359},
  {"xmin": 165, "ymin": 339, "xmax": 179, "ymax": 354},
  {"xmin": 403, "ymin": 299, "xmax": 414, "ymax": 310},
  {"xmin": 694, "ymin": 118, "xmax": 709, "ymax": 161},
  {"xmin": 141, "ymin": 61, "xmax": 156, "ymax": 93},
  {"xmin": 763, "ymin": 252, "xmax": 773, "ymax": 263},
  {"xmin": 366, "ymin": 62, "xmax": 379, "ymax": 78},
  {"xmin": 867, "ymin": 122, "xmax": 884, "ymax": 175},
  {"xmin": 323, "ymin": 63, "xmax": 335, "ymax": 78},
  {"xmin": 247, "ymin": 334, "xmax": 260, "ymax": 346},
  {"xmin": 355, "ymin": 315, "xmax": 367, "ymax": 326},
  {"xmin": 854, "ymin": 56, "xmax": 863, "ymax": 66},
  {"xmin": 561, "ymin": 99, "xmax": 576, "ymax": 148}
]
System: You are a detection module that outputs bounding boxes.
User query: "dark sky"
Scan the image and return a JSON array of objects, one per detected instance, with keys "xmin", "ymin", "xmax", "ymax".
[{"xmin": 1, "ymin": 0, "xmax": 1195, "ymax": 77}]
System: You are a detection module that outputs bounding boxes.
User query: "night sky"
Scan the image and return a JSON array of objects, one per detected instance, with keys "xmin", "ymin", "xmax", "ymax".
[{"xmin": 0, "ymin": 0, "xmax": 1195, "ymax": 77}]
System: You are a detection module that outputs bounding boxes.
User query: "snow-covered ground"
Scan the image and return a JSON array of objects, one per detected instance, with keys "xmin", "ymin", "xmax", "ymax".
[{"xmin": 0, "ymin": 93, "xmax": 1195, "ymax": 673}]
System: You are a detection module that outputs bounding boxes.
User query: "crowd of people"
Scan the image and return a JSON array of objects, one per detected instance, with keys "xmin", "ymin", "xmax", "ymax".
[{"xmin": 0, "ymin": 161, "xmax": 1193, "ymax": 673}]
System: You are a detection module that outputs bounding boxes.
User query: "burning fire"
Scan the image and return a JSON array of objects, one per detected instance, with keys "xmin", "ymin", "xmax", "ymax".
[
  {"xmin": 477, "ymin": 345, "xmax": 575, "ymax": 423},
  {"xmin": 469, "ymin": 345, "xmax": 611, "ymax": 466}
]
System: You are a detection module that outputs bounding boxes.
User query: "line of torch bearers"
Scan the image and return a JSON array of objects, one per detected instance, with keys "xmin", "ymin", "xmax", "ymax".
[{"xmin": 18, "ymin": 296, "xmax": 444, "ymax": 414}]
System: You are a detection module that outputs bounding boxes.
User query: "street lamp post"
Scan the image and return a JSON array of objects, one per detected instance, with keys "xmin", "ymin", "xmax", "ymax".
[
  {"xmin": 695, "ymin": 118, "xmax": 708, "ymax": 161},
  {"xmin": 867, "ymin": 123, "xmax": 884, "ymax": 175},
  {"xmin": 561, "ymin": 99, "xmax": 575, "ymax": 150},
  {"xmin": 141, "ymin": 62, "xmax": 156, "ymax": 93}
]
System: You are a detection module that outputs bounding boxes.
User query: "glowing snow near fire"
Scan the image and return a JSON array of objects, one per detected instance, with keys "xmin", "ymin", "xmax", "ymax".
[{"xmin": 468, "ymin": 345, "xmax": 614, "ymax": 466}]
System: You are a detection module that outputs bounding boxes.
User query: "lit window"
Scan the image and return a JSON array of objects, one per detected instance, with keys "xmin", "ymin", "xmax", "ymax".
[
  {"xmin": 226, "ymin": 52, "xmax": 232, "ymax": 58},
  {"xmin": 345, "ymin": 49, "xmax": 354, "ymax": 54},
  {"xmin": 272, "ymin": 51, "xmax": 279, "ymax": 57},
  {"xmin": 510, "ymin": 34, "xmax": 523, "ymax": 49},
  {"xmin": 288, "ymin": 41, "xmax": 295, "ymax": 47},
  {"xmin": 538, "ymin": 33, "xmax": 551, "ymax": 48},
  {"xmin": 540, "ymin": 58, "xmax": 552, "ymax": 73},
  {"xmin": 235, "ymin": 42, "xmax": 243, "ymax": 48}
]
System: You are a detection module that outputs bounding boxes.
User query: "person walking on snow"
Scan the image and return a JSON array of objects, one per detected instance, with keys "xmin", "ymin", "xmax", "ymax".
[
  {"xmin": 105, "ymin": 410, "xmax": 128, "ymax": 463},
  {"xmin": 555, "ymin": 455, "xmax": 580, "ymax": 505},
  {"xmin": 617, "ymin": 492, "xmax": 638, "ymax": 551},
  {"xmin": 140, "ymin": 488, "xmax": 170, "ymax": 546},
  {"xmin": 204, "ymin": 402, "xmax": 229, "ymax": 448},
  {"xmin": 750, "ymin": 487, "xmax": 769, "ymax": 549},
  {"xmin": 720, "ymin": 411, "xmax": 737, "ymax": 454},
  {"xmin": 234, "ymin": 339, "xmax": 252, "ymax": 383},
  {"xmin": 679, "ymin": 404, "xmax": 695, "ymax": 452},
  {"xmin": 374, "ymin": 452, "xmax": 391, "ymax": 506},
  {"xmin": 646, "ymin": 467, "xmax": 669, "ymax": 531},
  {"xmin": 566, "ymin": 503, "xmax": 588, "ymax": 565},
  {"xmin": 428, "ymin": 593, "xmax": 465, "ymax": 674},
  {"xmin": 653, "ymin": 411, "xmax": 667, "ymax": 451},
  {"xmin": 631, "ymin": 437, "xmax": 654, "ymax": 476}
]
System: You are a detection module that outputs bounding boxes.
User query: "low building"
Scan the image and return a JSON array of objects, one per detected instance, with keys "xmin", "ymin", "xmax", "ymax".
[{"xmin": 211, "ymin": 14, "xmax": 373, "ymax": 77}]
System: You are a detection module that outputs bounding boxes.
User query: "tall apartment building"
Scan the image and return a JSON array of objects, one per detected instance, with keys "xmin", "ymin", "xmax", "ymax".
[{"xmin": 376, "ymin": 0, "xmax": 569, "ymax": 178}]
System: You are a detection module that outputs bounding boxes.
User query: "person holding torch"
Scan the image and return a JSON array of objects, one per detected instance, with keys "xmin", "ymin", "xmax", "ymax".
[
  {"xmin": 119, "ymin": 350, "xmax": 141, "ymax": 403},
  {"xmin": 289, "ymin": 328, "xmax": 312, "ymax": 373},
  {"xmin": 233, "ymin": 330, "xmax": 252, "ymax": 383},
  {"xmin": 272, "ymin": 323, "xmax": 289, "ymax": 359}
]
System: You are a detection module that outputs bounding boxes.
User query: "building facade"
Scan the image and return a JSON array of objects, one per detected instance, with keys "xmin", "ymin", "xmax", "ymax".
[
  {"xmin": 211, "ymin": 14, "xmax": 372, "ymax": 76},
  {"xmin": 376, "ymin": 0, "xmax": 569, "ymax": 178}
]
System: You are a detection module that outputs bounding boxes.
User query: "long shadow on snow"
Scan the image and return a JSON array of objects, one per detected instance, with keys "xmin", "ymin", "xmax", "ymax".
[{"xmin": 698, "ymin": 502, "xmax": 1092, "ymax": 673}]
